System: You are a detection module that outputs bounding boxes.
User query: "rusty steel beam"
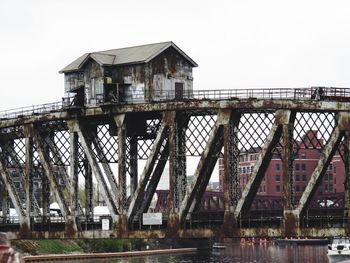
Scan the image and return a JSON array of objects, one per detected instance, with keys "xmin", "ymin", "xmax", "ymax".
[
  {"xmin": 24, "ymin": 137, "xmax": 34, "ymax": 227},
  {"xmin": 69, "ymin": 132, "xmax": 80, "ymax": 217},
  {"xmin": 234, "ymin": 110, "xmax": 290, "ymax": 218},
  {"xmin": 168, "ymin": 112, "xmax": 188, "ymax": 213},
  {"xmin": 68, "ymin": 120, "xmax": 119, "ymax": 221},
  {"xmin": 114, "ymin": 114, "xmax": 127, "ymax": 215},
  {"xmin": 281, "ymin": 111, "xmax": 297, "ymax": 237},
  {"xmin": 129, "ymin": 136, "xmax": 138, "ymax": 195},
  {"xmin": 345, "ymin": 131, "xmax": 350, "ymax": 235},
  {"xmin": 222, "ymin": 112, "xmax": 241, "ymax": 235},
  {"xmin": 1, "ymin": 99, "xmax": 350, "ymax": 129},
  {"xmin": 32, "ymin": 127, "xmax": 70, "ymax": 217},
  {"xmin": 137, "ymin": 142, "xmax": 169, "ymax": 220},
  {"xmin": 91, "ymin": 135, "xmax": 118, "ymax": 202},
  {"xmin": 0, "ymin": 157, "xmax": 25, "ymax": 223},
  {"xmin": 282, "ymin": 111, "xmax": 296, "ymax": 210},
  {"xmin": 223, "ymin": 112, "xmax": 241, "ymax": 213},
  {"xmin": 179, "ymin": 110, "xmax": 230, "ymax": 222},
  {"xmin": 294, "ymin": 113, "xmax": 347, "ymax": 217},
  {"xmin": 44, "ymin": 136, "xmax": 71, "ymax": 190},
  {"xmin": 127, "ymin": 115, "xmax": 168, "ymax": 224}
]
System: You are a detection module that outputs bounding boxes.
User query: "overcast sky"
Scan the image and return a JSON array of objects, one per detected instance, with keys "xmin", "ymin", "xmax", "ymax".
[{"xmin": 1, "ymin": 0, "xmax": 350, "ymax": 111}]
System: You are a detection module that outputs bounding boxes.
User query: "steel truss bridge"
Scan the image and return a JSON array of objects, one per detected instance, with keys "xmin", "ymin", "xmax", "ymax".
[{"xmin": 1, "ymin": 87, "xmax": 350, "ymax": 239}]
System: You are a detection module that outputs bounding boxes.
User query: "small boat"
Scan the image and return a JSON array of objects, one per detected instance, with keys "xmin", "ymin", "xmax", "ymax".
[
  {"xmin": 327, "ymin": 237, "xmax": 350, "ymax": 263},
  {"xmin": 212, "ymin": 242, "xmax": 226, "ymax": 249}
]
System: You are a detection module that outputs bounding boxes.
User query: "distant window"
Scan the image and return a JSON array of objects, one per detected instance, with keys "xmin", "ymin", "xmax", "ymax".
[
  {"xmin": 329, "ymin": 174, "xmax": 333, "ymax": 181},
  {"xmin": 301, "ymin": 163, "xmax": 306, "ymax": 171},
  {"xmin": 334, "ymin": 166, "xmax": 336, "ymax": 173},
  {"xmin": 243, "ymin": 167, "xmax": 246, "ymax": 173},
  {"xmin": 276, "ymin": 163, "xmax": 281, "ymax": 171},
  {"xmin": 296, "ymin": 185, "xmax": 300, "ymax": 192},
  {"xmin": 295, "ymin": 175, "xmax": 300, "ymax": 181},
  {"xmin": 295, "ymin": 163, "xmax": 300, "ymax": 171},
  {"xmin": 276, "ymin": 175, "xmax": 280, "ymax": 182},
  {"xmin": 329, "ymin": 184, "xmax": 333, "ymax": 192},
  {"xmin": 276, "ymin": 185, "xmax": 281, "ymax": 192},
  {"xmin": 250, "ymin": 166, "xmax": 254, "ymax": 173},
  {"xmin": 324, "ymin": 174, "xmax": 328, "ymax": 181},
  {"xmin": 302, "ymin": 174, "xmax": 306, "ymax": 181},
  {"xmin": 301, "ymin": 153, "xmax": 306, "ymax": 159},
  {"xmin": 325, "ymin": 185, "xmax": 328, "ymax": 192}
]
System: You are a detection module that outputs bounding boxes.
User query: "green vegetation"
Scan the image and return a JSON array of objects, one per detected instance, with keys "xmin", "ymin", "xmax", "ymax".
[
  {"xmin": 35, "ymin": 240, "xmax": 83, "ymax": 254},
  {"xmin": 13, "ymin": 238, "xmax": 147, "ymax": 255}
]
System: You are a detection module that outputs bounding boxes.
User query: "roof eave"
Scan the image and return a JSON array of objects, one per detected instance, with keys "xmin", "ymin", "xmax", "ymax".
[{"xmin": 144, "ymin": 42, "xmax": 198, "ymax": 67}]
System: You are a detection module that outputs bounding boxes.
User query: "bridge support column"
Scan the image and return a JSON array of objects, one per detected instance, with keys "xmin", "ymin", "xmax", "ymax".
[
  {"xmin": 282, "ymin": 111, "xmax": 298, "ymax": 237},
  {"xmin": 70, "ymin": 132, "xmax": 79, "ymax": 223},
  {"xmin": 23, "ymin": 135, "xmax": 34, "ymax": 236},
  {"xmin": 167, "ymin": 111, "xmax": 185, "ymax": 237},
  {"xmin": 129, "ymin": 136, "xmax": 138, "ymax": 195},
  {"xmin": 344, "ymin": 130, "xmax": 350, "ymax": 235},
  {"xmin": 222, "ymin": 112, "xmax": 240, "ymax": 237},
  {"xmin": 115, "ymin": 114, "xmax": 128, "ymax": 234}
]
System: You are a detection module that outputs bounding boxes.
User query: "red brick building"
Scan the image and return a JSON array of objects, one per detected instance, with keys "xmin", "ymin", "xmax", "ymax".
[{"xmin": 219, "ymin": 130, "xmax": 345, "ymax": 198}]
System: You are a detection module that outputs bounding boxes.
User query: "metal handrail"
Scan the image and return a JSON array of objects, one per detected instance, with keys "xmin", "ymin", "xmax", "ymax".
[{"xmin": 1, "ymin": 87, "xmax": 350, "ymax": 120}]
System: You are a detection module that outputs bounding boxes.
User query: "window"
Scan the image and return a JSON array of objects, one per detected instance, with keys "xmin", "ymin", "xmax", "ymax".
[
  {"xmin": 302, "ymin": 174, "xmax": 306, "ymax": 181},
  {"xmin": 295, "ymin": 163, "xmax": 300, "ymax": 171},
  {"xmin": 243, "ymin": 167, "xmax": 246, "ymax": 174},
  {"xmin": 301, "ymin": 163, "xmax": 306, "ymax": 171},
  {"xmin": 276, "ymin": 175, "xmax": 280, "ymax": 182},
  {"xmin": 325, "ymin": 185, "xmax": 328, "ymax": 192},
  {"xmin": 301, "ymin": 153, "xmax": 306, "ymax": 159},
  {"xmin": 296, "ymin": 185, "xmax": 300, "ymax": 192},
  {"xmin": 334, "ymin": 166, "xmax": 336, "ymax": 173},
  {"xmin": 295, "ymin": 174, "xmax": 300, "ymax": 181},
  {"xmin": 251, "ymin": 166, "xmax": 254, "ymax": 173},
  {"xmin": 324, "ymin": 174, "xmax": 328, "ymax": 181},
  {"xmin": 329, "ymin": 174, "xmax": 333, "ymax": 181},
  {"xmin": 329, "ymin": 184, "xmax": 333, "ymax": 192},
  {"xmin": 276, "ymin": 185, "xmax": 281, "ymax": 192},
  {"xmin": 276, "ymin": 163, "xmax": 281, "ymax": 171}
]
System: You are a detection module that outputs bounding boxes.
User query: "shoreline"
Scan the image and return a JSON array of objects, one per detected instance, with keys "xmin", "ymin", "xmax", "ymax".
[{"xmin": 23, "ymin": 247, "xmax": 197, "ymax": 262}]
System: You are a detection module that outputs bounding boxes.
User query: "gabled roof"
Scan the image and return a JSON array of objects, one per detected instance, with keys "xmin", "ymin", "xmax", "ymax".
[{"xmin": 59, "ymin": 41, "xmax": 198, "ymax": 73}]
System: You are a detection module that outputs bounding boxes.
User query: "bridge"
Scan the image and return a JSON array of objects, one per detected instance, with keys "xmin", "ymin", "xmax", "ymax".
[{"xmin": 0, "ymin": 87, "xmax": 350, "ymax": 239}]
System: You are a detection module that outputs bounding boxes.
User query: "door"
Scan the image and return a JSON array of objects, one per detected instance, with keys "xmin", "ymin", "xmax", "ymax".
[{"xmin": 175, "ymin": 82, "xmax": 184, "ymax": 100}]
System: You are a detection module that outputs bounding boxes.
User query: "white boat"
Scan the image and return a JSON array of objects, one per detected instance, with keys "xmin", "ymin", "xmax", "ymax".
[
  {"xmin": 212, "ymin": 242, "xmax": 226, "ymax": 249},
  {"xmin": 327, "ymin": 237, "xmax": 350, "ymax": 263}
]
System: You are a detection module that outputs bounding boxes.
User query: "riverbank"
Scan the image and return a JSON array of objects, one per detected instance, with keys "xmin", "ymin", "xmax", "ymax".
[{"xmin": 23, "ymin": 248, "xmax": 197, "ymax": 262}]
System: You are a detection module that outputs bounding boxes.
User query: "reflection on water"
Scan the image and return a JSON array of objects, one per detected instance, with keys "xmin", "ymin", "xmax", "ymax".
[{"xmin": 50, "ymin": 241, "xmax": 329, "ymax": 263}]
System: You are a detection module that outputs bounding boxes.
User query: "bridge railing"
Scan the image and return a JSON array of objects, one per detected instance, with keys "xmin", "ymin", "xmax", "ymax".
[
  {"xmin": 0, "ymin": 101, "xmax": 64, "ymax": 120},
  {"xmin": 1, "ymin": 87, "xmax": 350, "ymax": 120}
]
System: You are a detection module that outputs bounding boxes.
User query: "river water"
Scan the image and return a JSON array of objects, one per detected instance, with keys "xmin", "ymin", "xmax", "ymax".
[{"xmin": 52, "ymin": 241, "xmax": 330, "ymax": 263}]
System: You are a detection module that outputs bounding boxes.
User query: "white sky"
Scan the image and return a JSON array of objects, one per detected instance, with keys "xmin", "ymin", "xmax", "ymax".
[{"xmin": 1, "ymin": 0, "xmax": 350, "ymax": 111}]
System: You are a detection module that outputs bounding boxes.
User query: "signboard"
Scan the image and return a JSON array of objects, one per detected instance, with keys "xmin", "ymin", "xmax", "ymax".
[
  {"xmin": 142, "ymin": 213, "xmax": 162, "ymax": 225},
  {"xmin": 102, "ymin": 218, "xmax": 110, "ymax": 230}
]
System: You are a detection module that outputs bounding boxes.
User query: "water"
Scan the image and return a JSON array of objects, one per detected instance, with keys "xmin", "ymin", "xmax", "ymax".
[{"xmin": 51, "ymin": 241, "xmax": 330, "ymax": 263}]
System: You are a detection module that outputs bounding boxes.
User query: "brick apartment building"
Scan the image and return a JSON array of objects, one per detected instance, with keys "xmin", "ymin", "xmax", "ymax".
[{"xmin": 219, "ymin": 130, "xmax": 345, "ymax": 199}]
